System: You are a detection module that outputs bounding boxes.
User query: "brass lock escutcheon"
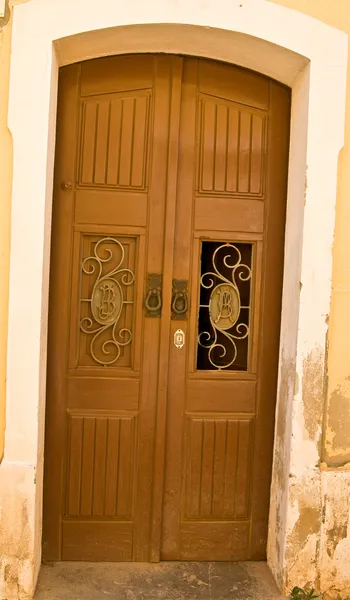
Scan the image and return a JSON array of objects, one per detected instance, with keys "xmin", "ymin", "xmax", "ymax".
[
  {"xmin": 145, "ymin": 273, "xmax": 162, "ymax": 318},
  {"xmin": 171, "ymin": 280, "xmax": 189, "ymax": 320}
]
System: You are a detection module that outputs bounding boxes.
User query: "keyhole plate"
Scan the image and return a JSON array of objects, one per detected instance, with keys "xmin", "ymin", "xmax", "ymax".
[{"xmin": 174, "ymin": 329, "xmax": 185, "ymax": 349}]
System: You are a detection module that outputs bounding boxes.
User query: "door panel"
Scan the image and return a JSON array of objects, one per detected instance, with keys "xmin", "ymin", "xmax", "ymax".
[
  {"xmin": 77, "ymin": 91, "xmax": 151, "ymax": 189},
  {"xmin": 43, "ymin": 54, "xmax": 290, "ymax": 563},
  {"xmin": 198, "ymin": 59, "xmax": 270, "ymax": 111},
  {"xmin": 43, "ymin": 55, "xmax": 181, "ymax": 561},
  {"xmin": 197, "ymin": 96, "xmax": 266, "ymax": 196},
  {"xmin": 194, "ymin": 197, "xmax": 264, "ymax": 232},
  {"xmin": 161, "ymin": 59, "xmax": 290, "ymax": 560}
]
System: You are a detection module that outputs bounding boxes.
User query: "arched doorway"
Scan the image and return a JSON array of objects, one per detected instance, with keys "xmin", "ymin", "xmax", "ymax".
[{"xmin": 43, "ymin": 54, "xmax": 290, "ymax": 562}]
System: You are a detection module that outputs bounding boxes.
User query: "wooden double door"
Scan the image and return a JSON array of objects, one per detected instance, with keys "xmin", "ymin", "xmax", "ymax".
[{"xmin": 43, "ymin": 55, "xmax": 290, "ymax": 562}]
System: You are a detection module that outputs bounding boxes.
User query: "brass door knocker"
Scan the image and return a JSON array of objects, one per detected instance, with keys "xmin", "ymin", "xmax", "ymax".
[
  {"xmin": 171, "ymin": 280, "xmax": 189, "ymax": 320},
  {"xmin": 145, "ymin": 274, "xmax": 162, "ymax": 317}
]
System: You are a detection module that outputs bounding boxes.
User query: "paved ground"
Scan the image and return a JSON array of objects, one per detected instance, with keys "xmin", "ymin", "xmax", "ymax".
[{"xmin": 34, "ymin": 561, "xmax": 286, "ymax": 599}]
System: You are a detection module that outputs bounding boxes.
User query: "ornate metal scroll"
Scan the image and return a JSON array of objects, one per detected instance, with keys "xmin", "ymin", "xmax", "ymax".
[
  {"xmin": 80, "ymin": 237, "xmax": 135, "ymax": 366},
  {"xmin": 197, "ymin": 242, "xmax": 252, "ymax": 371}
]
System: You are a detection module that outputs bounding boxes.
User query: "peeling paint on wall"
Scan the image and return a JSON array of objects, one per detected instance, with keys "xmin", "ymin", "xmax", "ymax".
[
  {"xmin": 0, "ymin": 0, "xmax": 10, "ymax": 26},
  {"xmin": 320, "ymin": 471, "xmax": 350, "ymax": 599},
  {"xmin": 0, "ymin": 464, "xmax": 36, "ymax": 600},
  {"xmin": 277, "ymin": 344, "xmax": 328, "ymax": 593},
  {"xmin": 302, "ymin": 347, "xmax": 324, "ymax": 443},
  {"xmin": 324, "ymin": 376, "xmax": 350, "ymax": 464},
  {"xmin": 289, "ymin": 503, "xmax": 320, "ymax": 550},
  {"xmin": 268, "ymin": 352, "xmax": 296, "ymax": 587},
  {"xmin": 285, "ymin": 474, "xmax": 322, "ymax": 592}
]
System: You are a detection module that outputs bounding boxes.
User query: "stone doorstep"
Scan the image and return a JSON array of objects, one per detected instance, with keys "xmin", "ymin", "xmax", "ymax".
[{"xmin": 34, "ymin": 561, "xmax": 285, "ymax": 600}]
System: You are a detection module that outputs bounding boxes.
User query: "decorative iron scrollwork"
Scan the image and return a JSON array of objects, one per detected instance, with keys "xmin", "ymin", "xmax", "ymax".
[
  {"xmin": 197, "ymin": 242, "xmax": 252, "ymax": 371},
  {"xmin": 80, "ymin": 237, "xmax": 134, "ymax": 366}
]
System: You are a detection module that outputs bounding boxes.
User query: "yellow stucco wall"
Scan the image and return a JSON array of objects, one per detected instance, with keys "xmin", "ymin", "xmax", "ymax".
[
  {"xmin": 0, "ymin": 2, "xmax": 12, "ymax": 462},
  {"xmin": 272, "ymin": 0, "xmax": 350, "ymax": 465}
]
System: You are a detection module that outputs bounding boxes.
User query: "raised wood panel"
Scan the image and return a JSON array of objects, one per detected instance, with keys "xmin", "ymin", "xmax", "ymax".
[
  {"xmin": 194, "ymin": 196, "xmax": 264, "ymax": 232},
  {"xmin": 67, "ymin": 377, "xmax": 139, "ymax": 410},
  {"xmin": 81, "ymin": 55, "xmax": 154, "ymax": 97},
  {"xmin": 75, "ymin": 190, "xmax": 147, "ymax": 227},
  {"xmin": 198, "ymin": 59, "xmax": 270, "ymax": 111},
  {"xmin": 197, "ymin": 96, "xmax": 266, "ymax": 197},
  {"xmin": 66, "ymin": 414, "xmax": 136, "ymax": 519},
  {"xmin": 62, "ymin": 521, "xmax": 133, "ymax": 561},
  {"xmin": 179, "ymin": 521, "xmax": 250, "ymax": 561},
  {"xmin": 186, "ymin": 380, "xmax": 256, "ymax": 412},
  {"xmin": 185, "ymin": 417, "xmax": 253, "ymax": 519},
  {"xmin": 78, "ymin": 92, "xmax": 151, "ymax": 190}
]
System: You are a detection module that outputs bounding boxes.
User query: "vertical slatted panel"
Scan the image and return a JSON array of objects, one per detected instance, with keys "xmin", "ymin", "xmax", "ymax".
[
  {"xmin": 119, "ymin": 97, "xmax": 135, "ymax": 186},
  {"xmin": 238, "ymin": 112, "xmax": 251, "ymax": 193},
  {"xmin": 198, "ymin": 96, "xmax": 265, "ymax": 196},
  {"xmin": 80, "ymin": 417, "xmax": 96, "ymax": 516},
  {"xmin": 79, "ymin": 94, "xmax": 150, "ymax": 189},
  {"xmin": 186, "ymin": 419, "xmax": 203, "ymax": 517},
  {"xmin": 131, "ymin": 95, "xmax": 148, "ymax": 187},
  {"xmin": 186, "ymin": 417, "xmax": 253, "ymax": 519},
  {"xmin": 226, "ymin": 107, "xmax": 239, "ymax": 193},
  {"xmin": 250, "ymin": 114, "xmax": 263, "ymax": 194},
  {"xmin": 104, "ymin": 418, "xmax": 120, "ymax": 516},
  {"xmin": 223, "ymin": 420, "xmax": 239, "ymax": 517},
  {"xmin": 80, "ymin": 102, "xmax": 97, "ymax": 184},
  {"xmin": 200, "ymin": 420, "xmax": 215, "ymax": 516},
  {"xmin": 201, "ymin": 100, "xmax": 216, "ymax": 191},
  {"xmin": 211, "ymin": 420, "xmax": 227, "ymax": 516},
  {"xmin": 66, "ymin": 415, "xmax": 83, "ymax": 516},
  {"xmin": 66, "ymin": 414, "xmax": 135, "ymax": 518},
  {"xmin": 106, "ymin": 98, "xmax": 122, "ymax": 185},
  {"xmin": 94, "ymin": 101, "xmax": 110, "ymax": 184},
  {"xmin": 117, "ymin": 417, "xmax": 134, "ymax": 517},
  {"xmin": 214, "ymin": 104, "xmax": 228, "ymax": 192},
  {"xmin": 92, "ymin": 417, "xmax": 108, "ymax": 516},
  {"xmin": 235, "ymin": 420, "xmax": 252, "ymax": 517}
]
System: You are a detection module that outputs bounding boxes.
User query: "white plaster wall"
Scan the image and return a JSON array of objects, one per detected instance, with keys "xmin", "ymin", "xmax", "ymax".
[
  {"xmin": 0, "ymin": 0, "xmax": 347, "ymax": 598},
  {"xmin": 282, "ymin": 50, "xmax": 348, "ymax": 593},
  {"xmin": 267, "ymin": 62, "xmax": 310, "ymax": 585}
]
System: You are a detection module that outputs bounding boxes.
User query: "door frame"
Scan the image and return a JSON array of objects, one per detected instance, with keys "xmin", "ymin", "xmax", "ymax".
[{"xmin": 3, "ymin": 3, "xmax": 347, "ymax": 597}]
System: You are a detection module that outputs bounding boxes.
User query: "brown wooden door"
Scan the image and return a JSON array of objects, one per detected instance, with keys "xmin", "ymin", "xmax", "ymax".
[
  {"xmin": 43, "ymin": 55, "xmax": 290, "ymax": 563},
  {"xmin": 161, "ymin": 59, "xmax": 290, "ymax": 560}
]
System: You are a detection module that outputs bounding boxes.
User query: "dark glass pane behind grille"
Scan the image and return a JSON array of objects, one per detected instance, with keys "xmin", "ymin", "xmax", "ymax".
[{"xmin": 196, "ymin": 241, "xmax": 252, "ymax": 371}]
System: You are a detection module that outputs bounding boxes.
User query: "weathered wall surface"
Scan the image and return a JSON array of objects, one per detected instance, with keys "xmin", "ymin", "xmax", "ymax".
[
  {"xmin": 319, "ymin": 468, "xmax": 350, "ymax": 600},
  {"xmin": 270, "ymin": 2, "xmax": 350, "ymax": 597},
  {"xmin": 0, "ymin": 464, "xmax": 37, "ymax": 600}
]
